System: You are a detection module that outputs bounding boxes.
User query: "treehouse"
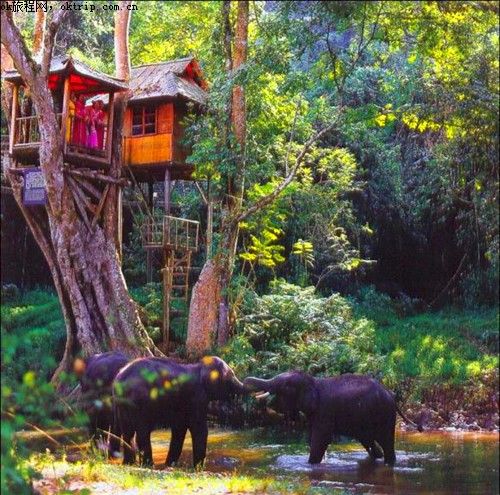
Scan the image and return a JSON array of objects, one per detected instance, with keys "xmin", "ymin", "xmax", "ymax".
[
  {"xmin": 3, "ymin": 55, "xmax": 208, "ymax": 351},
  {"xmin": 3, "ymin": 55, "xmax": 127, "ymax": 168},
  {"xmin": 124, "ymin": 58, "xmax": 208, "ymax": 351},
  {"xmin": 123, "ymin": 57, "xmax": 207, "ymax": 182}
]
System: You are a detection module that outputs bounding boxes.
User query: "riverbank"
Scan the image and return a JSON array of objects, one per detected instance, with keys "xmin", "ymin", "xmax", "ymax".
[{"xmin": 29, "ymin": 428, "xmax": 499, "ymax": 495}]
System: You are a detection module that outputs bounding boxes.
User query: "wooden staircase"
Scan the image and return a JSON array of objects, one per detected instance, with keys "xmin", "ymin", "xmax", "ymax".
[{"xmin": 142, "ymin": 215, "xmax": 199, "ymax": 349}]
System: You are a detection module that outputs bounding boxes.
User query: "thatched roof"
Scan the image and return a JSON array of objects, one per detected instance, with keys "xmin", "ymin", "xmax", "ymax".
[
  {"xmin": 3, "ymin": 55, "xmax": 207, "ymax": 105},
  {"xmin": 128, "ymin": 57, "xmax": 207, "ymax": 105},
  {"xmin": 2, "ymin": 56, "xmax": 128, "ymax": 92}
]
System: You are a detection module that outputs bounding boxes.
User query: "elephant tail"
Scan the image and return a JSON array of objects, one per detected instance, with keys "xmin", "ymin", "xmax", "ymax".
[{"xmin": 396, "ymin": 404, "xmax": 424, "ymax": 432}]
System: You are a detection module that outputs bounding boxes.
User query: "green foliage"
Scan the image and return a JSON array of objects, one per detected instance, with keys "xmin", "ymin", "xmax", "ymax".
[
  {"xmin": 130, "ymin": 283, "xmax": 162, "ymax": 342},
  {"xmin": 353, "ymin": 292, "xmax": 499, "ymax": 395},
  {"xmin": 130, "ymin": 283, "xmax": 188, "ymax": 343},
  {"xmin": 122, "ymin": 215, "xmax": 148, "ymax": 287},
  {"xmin": 222, "ymin": 280, "xmax": 382, "ymax": 378},
  {"xmin": 1, "ymin": 289, "xmax": 90, "ymax": 494},
  {"xmin": 1, "ymin": 290, "xmax": 65, "ymax": 384}
]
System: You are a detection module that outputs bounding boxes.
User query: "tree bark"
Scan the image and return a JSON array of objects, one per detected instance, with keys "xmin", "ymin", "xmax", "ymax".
[
  {"xmin": 1, "ymin": 6, "xmax": 158, "ymax": 389},
  {"xmin": 217, "ymin": 0, "xmax": 249, "ymax": 346},
  {"xmin": 231, "ymin": 0, "xmax": 248, "ymax": 161},
  {"xmin": 185, "ymin": 259, "xmax": 221, "ymax": 357},
  {"xmin": 1, "ymin": 42, "xmax": 14, "ymax": 132},
  {"xmin": 33, "ymin": 8, "xmax": 47, "ymax": 57}
]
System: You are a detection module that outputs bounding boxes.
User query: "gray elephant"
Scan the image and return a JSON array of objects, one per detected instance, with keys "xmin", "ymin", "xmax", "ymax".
[
  {"xmin": 76, "ymin": 351, "xmax": 129, "ymax": 453},
  {"xmin": 113, "ymin": 356, "xmax": 246, "ymax": 467},
  {"xmin": 244, "ymin": 371, "xmax": 422, "ymax": 465}
]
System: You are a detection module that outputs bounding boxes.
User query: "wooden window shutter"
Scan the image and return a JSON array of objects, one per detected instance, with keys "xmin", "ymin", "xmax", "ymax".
[{"xmin": 157, "ymin": 103, "xmax": 173, "ymax": 134}]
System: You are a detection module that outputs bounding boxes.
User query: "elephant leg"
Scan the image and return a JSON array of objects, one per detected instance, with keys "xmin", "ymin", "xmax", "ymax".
[
  {"xmin": 189, "ymin": 422, "xmax": 208, "ymax": 468},
  {"xmin": 308, "ymin": 427, "xmax": 329, "ymax": 464},
  {"xmin": 306, "ymin": 423, "xmax": 312, "ymax": 447},
  {"xmin": 370, "ymin": 441, "xmax": 384, "ymax": 459},
  {"xmin": 122, "ymin": 429, "xmax": 136, "ymax": 465},
  {"xmin": 108, "ymin": 414, "xmax": 122, "ymax": 459},
  {"xmin": 136, "ymin": 427, "xmax": 153, "ymax": 467},
  {"xmin": 95, "ymin": 414, "xmax": 109, "ymax": 447},
  {"xmin": 360, "ymin": 439, "xmax": 383, "ymax": 460},
  {"xmin": 88, "ymin": 414, "xmax": 98, "ymax": 444},
  {"xmin": 165, "ymin": 424, "xmax": 188, "ymax": 466},
  {"xmin": 377, "ymin": 426, "xmax": 396, "ymax": 466}
]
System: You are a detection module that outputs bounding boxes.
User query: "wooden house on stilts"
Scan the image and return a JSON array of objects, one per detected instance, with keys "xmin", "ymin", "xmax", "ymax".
[{"xmin": 3, "ymin": 55, "xmax": 208, "ymax": 351}]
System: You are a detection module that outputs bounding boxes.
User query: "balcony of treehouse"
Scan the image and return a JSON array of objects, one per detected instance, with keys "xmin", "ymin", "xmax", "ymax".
[
  {"xmin": 141, "ymin": 215, "xmax": 199, "ymax": 252},
  {"xmin": 3, "ymin": 55, "xmax": 127, "ymax": 168},
  {"xmin": 122, "ymin": 57, "xmax": 207, "ymax": 183}
]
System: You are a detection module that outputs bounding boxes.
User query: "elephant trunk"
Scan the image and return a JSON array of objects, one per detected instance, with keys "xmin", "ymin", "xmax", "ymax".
[
  {"xmin": 230, "ymin": 374, "xmax": 247, "ymax": 394},
  {"xmin": 243, "ymin": 377, "xmax": 275, "ymax": 393}
]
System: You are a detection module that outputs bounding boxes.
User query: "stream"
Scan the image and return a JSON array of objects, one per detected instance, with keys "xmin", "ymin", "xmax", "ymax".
[
  {"xmin": 22, "ymin": 426, "xmax": 499, "ymax": 494},
  {"xmin": 149, "ymin": 428, "xmax": 499, "ymax": 495}
]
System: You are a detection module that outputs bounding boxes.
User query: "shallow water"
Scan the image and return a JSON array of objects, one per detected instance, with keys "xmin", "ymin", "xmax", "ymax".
[{"xmin": 150, "ymin": 428, "xmax": 499, "ymax": 494}]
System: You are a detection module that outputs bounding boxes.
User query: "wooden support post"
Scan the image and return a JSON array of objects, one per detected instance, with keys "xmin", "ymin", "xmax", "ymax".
[
  {"xmin": 148, "ymin": 180, "xmax": 154, "ymax": 210},
  {"xmin": 117, "ymin": 186, "xmax": 123, "ymax": 260},
  {"xmin": 164, "ymin": 167, "xmax": 171, "ymax": 215},
  {"xmin": 91, "ymin": 184, "xmax": 110, "ymax": 230},
  {"xmin": 60, "ymin": 76, "xmax": 70, "ymax": 154},
  {"xmin": 146, "ymin": 249, "xmax": 152, "ymax": 283},
  {"xmin": 146, "ymin": 181, "xmax": 154, "ymax": 282},
  {"xmin": 163, "ymin": 248, "xmax": 173, "ymax": 351},
  {"xmin": 9, "ymin": 84, "xmax": 18, "ymax": 155},
  {"xmin": 106, "ymin": 92, "xmax": 115, "ymax": 162}
]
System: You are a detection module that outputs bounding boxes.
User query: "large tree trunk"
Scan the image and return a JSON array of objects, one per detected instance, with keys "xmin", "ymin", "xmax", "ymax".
[
  {"xmin": 1, "ymin": 6, "xmax": 158, "ymax": 389},
  {"xmin": 104, "ymin": 1, "xmax": 133, "ymax": 256},
  {"xmin": 186, "ymin": 1, "xmax": 248, "ymax": 356},
  {"xmin": 185, "ymin": 259, "xmax": 221, "ymax": 356}
]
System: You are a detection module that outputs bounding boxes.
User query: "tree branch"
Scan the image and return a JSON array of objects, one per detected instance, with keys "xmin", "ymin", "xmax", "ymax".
[
  {"xmin": 40, "ymin": 2, "xmax": 68, "ymax": 78},
  {"xmin": 236, "ymin": 114, "xmax": 340, "ymax": 224},
  {"xmin": 32, "ymin": 8, "xmax": 47, "ymax": 58},
  {"xmin": 1, "ymin": 10, "xmax": 37, "ymax": 86}
]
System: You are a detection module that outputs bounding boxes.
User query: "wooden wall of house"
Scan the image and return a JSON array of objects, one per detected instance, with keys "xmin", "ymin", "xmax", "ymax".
[
  {"xmin": 123, "ymin": 102, "xmax": 174, "ymax": 166},
  {"xmin": 172, "ymin": 102, "xmax": 188, "ymax": 164}
]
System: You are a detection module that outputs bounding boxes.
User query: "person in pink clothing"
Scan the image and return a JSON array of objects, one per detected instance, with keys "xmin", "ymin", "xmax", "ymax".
[
  {"xmin": 95, "ymin": 100, "xmax": 106, "ymax": 150},
  {"xmin": 73, "ymin": 94, "xmax": 87, "ymax": 147},
  {"xmin": 85, "ymin": 101, "xmax": 99, "ymax": 149}
]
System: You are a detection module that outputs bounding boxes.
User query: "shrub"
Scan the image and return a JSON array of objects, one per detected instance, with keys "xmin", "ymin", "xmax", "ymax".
[{"xmin": 222, "ymin": 280, "xmax": 383, "ymax": 379}]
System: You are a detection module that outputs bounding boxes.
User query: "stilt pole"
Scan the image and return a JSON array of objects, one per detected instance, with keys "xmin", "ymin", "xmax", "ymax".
[{"xmin": 163, "ymin": 167, "xmax": 172, "ymax": 349}]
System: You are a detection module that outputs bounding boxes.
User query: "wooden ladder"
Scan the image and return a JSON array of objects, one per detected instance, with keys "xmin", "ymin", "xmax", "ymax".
[{"xmin": 162, "ymin": 249, "xmax": 192, "ymax": 348}]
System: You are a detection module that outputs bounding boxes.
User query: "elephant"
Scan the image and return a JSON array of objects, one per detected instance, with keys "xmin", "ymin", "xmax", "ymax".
[
  {"xmin": 76, "ymin": 351, "xmax": 130, "ymax": 454},
  {"xmin": 244, "ymin": 371, "xmax": 422, "ymax": 466},
  {"xmin": 113, "ymin": 356, "xmax": 246, "ymax": 467}
]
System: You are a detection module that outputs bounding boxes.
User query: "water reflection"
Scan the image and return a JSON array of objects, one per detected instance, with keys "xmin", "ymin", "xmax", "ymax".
[{"xmin": 149, "ymin": 428, "xmax": 499, "ymax": 494}]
